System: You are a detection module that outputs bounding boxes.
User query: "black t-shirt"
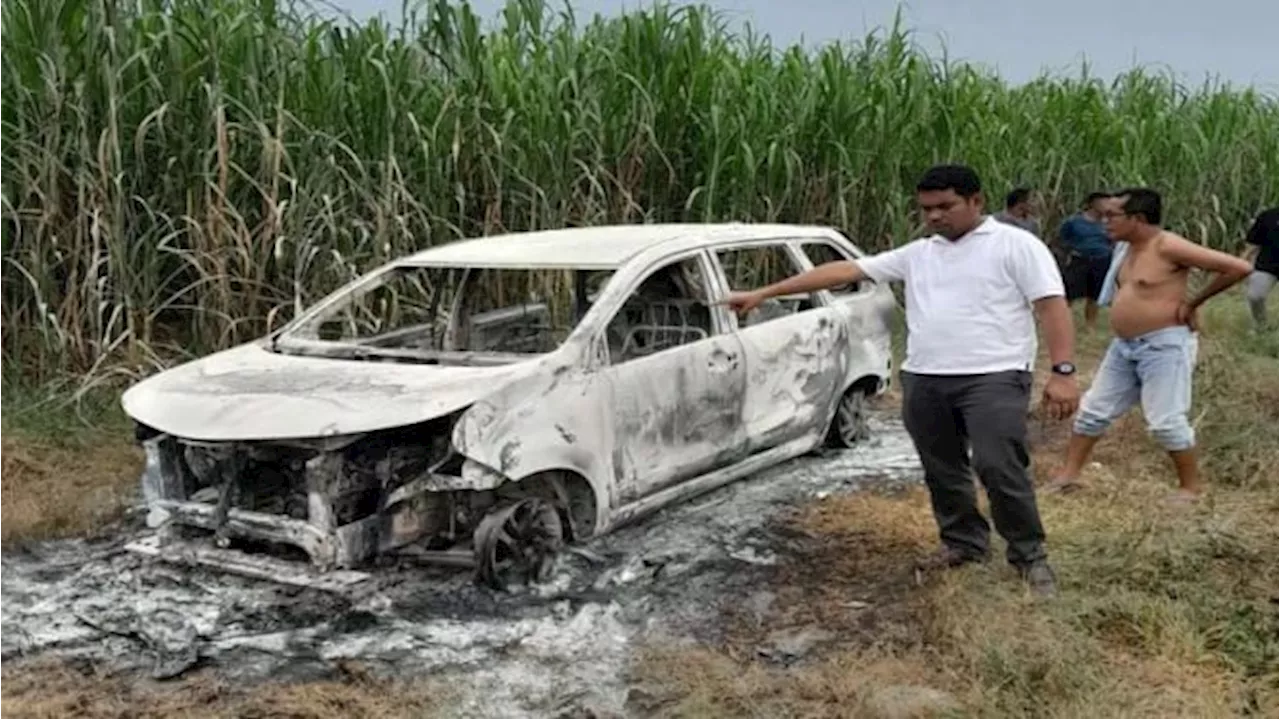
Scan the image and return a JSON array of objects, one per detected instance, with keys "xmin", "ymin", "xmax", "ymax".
[{"xmin": 1246, "ymin": 207, "xmax": 1278, "ymax": 275}]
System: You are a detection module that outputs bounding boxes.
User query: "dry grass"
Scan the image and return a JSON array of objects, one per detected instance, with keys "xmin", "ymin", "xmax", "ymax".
[
  {"xmin": 0, "ymin": 659, "xmax": 453, "ymax": 719},
  {"xmin": 0, "ymin": 431, "xmax": 142, "ymax": 546},
  {"xmin": 631, "ymin": 295, "xmax": 1279, "ymax": 719}
]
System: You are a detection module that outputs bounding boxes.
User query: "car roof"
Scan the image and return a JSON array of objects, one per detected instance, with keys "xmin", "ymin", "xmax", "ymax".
[{"xmin": 397, "ymin": 223, "xmax": 840, "ymax": 269}]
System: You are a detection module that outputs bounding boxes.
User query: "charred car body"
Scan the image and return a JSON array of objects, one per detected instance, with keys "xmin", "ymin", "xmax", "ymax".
[{"xmin": 123, "ymin": 224, "xmax": 896, "ymax": 590}]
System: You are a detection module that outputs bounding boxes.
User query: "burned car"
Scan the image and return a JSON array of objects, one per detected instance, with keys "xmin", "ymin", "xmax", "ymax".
[{"xmin": 122, "ymin": 224, "xmax": 896, "ymax": 590}]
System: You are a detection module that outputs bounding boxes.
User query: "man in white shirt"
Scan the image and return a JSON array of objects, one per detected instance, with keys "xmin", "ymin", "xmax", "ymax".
[{"xmin": 723, "ymin": 164, "xmax": 1079, "ymax": 597}]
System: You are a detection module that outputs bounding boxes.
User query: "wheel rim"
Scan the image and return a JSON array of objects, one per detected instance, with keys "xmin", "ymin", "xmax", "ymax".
[
  {"xmin": 834, "ymin": 391, "xmax": 870, "ymax": 446},
  {"xmin": 474, "ymin": 498, "xmax": 565, "ymax": 591}
]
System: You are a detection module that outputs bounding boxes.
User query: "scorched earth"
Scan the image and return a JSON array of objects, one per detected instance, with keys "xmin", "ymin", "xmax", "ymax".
[{"xmin": 2, "ymin": 414, "xmax": 920, "ymax": 718}]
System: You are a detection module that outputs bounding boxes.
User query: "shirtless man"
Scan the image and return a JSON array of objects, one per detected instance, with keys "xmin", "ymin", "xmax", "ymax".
[{"xmin": 1047, "ymin": 188, "xmax": 1252, "ymax": 501}]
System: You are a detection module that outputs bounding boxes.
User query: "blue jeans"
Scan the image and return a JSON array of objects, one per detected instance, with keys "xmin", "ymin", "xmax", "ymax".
[{"xmin": 1073, "ymin": 326, "xmax": 1199, "ymax": 451}]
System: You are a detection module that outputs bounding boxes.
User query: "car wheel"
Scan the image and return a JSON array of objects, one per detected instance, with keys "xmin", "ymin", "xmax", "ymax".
[
  {"xmin": 825, "ymin": 385, "xmax": 872, "ymax": 449},
  {"xmin": 473, "ymin": 497, "xmax": 566, "ymax": 591}
]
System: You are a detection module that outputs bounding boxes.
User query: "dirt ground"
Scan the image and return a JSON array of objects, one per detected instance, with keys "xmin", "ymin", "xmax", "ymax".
[{"xmin": 3, "ymin": 300, "xmax": 1277, "ymax": 719}]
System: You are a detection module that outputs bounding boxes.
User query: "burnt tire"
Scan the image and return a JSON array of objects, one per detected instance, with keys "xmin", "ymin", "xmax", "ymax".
[
  {"xmin": 473, "ymin": 497, "xmax": 566, "ymax": 591},
  {"xmin": 824, "ymin": 385, "xmax": 872, "ymax": 449}
]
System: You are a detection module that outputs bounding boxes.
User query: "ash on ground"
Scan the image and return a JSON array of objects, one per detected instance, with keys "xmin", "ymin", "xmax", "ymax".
[{"xmin": 1, "ymin": 415, "xmax": 921, "ymax": 718}]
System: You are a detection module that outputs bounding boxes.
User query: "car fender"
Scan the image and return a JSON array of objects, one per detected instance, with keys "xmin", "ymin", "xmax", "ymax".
[{"xmin": 451, "ymin": 354, "xmax": 616, "ymax": 529}]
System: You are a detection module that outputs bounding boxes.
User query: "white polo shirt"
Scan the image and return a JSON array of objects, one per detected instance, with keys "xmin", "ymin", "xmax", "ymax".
[{"xmin": 858, "ymin": 216, "xmax": 1065, "ymax": 375}]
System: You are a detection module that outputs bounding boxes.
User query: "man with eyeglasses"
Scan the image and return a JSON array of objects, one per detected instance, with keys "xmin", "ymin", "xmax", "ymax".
[
  {"xmin": 1045, "ymin": 189, "xmax": 1252, "ymax": 503},
  {"xmin": 1056, "ymin": 192, "xmax": 1115, "ymax": 330}
]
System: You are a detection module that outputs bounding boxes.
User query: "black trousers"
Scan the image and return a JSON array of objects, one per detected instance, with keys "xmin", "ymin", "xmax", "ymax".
[
  {"xmin": 900, "ymin": 370, "xmax": 1047, "ymax": 566},
  {"xmin": 1064, "ymin": 254, "xmax": 1113, "ymax": 302}
]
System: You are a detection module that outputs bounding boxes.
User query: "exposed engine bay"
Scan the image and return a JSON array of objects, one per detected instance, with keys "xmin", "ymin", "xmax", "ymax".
[{"xmin": 130, "ymin": 414, "xmax": 589, "ymax": 592}]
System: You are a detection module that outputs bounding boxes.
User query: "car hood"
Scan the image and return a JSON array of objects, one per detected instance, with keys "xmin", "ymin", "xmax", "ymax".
[{"xmin": 121, "ymin": 342, "xmax": 540, "ymax": 442}]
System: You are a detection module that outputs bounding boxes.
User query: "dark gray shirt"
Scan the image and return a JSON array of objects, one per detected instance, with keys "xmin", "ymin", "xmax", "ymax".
[{"xmin": 993, "ymin": 211, "xmax": 1041, "ymax": 237}]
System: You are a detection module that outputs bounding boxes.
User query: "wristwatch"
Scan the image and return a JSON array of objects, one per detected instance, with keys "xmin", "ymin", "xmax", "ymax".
[{"xmin": 1051, "ymin": 362, "xmax": 1077, "ymax": 376}]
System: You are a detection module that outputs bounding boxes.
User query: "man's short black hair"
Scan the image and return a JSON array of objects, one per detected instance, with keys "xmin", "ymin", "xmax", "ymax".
[
  {"xmin": 1005, "ymin": 187, "xmax": 1032, "ymax": 209},
  {"xmin": 1083, "ymin": 191, "xmax": 1112, "ymax": 208},
  {"xmin": 916, "ymin": 164, "xmax": 982, "ymax": 198},
  {"xmin": 1117, "ymin": 187, "xmax": 1162, "ymax": 225}
]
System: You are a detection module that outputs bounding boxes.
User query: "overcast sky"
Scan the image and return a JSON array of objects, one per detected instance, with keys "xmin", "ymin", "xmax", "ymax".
[{"xmin": 325, "ymin": 0, "xmax": 1279, "ymax": 92}]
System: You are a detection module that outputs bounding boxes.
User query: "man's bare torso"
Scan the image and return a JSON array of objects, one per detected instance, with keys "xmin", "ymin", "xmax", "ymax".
[{"xmin": 1109, "ymin": 232, "xmax": 1190, "ymax": 338}]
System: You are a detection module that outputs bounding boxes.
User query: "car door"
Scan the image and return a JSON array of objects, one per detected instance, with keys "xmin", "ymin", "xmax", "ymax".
[
  {"xmin": 795, "ymin": 235, "xmax": 896, "ymax": 379},
  {"xmin": 597, "ymin": 250, "xmax": 750, "ymax": 505},
  {"xmin": 710, "ymin": 240, "xmax": 847, "ymax": 454}
]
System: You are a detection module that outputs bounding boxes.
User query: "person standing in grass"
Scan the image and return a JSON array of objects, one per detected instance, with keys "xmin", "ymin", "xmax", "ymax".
[
  {"xmin": 1046, "ymin": 189, "xmax": 1253, "ymax": 503},
  {"xmin": 1057, "ymin": 192, "xmax": 1116, "ymax": 330},
  {"xmin": 1240, "ymin": 207, "xmax": 1278, "ymax": 332},
  {"xmin": 722, "ymin": 164, "xmax": 1079, "ymax": 598},
  {"xmin": 993, "ymin": 186, "xmax": 1042, "ymax": 237}
]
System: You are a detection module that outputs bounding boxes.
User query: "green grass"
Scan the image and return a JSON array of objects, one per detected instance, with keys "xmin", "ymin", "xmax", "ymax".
[
  {"xmin": 2, "ymin": 0, "xmax": 1277, "ymax": 379},
  {"xmin": 2, "ymin": 377, "xmax": 130, "ymax": 442}
]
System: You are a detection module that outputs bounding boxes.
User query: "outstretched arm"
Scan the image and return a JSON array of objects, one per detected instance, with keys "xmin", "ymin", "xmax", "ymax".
[
  {"xmin": 721, "ymin": 261, "xmax": 866, "ymax": 314},
  {"xmin": 721, "ymin": 241, "xmax": 915, "ymax": 315},
  {"xmin": 1161, "ymin": 236, "xmax": 1253, "ymax": 310},
  {"xmin": 761, "ymin": 260, "xmax": 867, "ymax": 297}
]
